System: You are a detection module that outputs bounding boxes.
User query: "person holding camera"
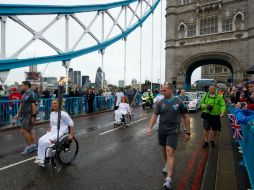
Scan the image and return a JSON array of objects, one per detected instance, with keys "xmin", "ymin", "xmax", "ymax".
[{"xmin": 201, "ymin": 85, "xmax": 226, "ymax": 148}]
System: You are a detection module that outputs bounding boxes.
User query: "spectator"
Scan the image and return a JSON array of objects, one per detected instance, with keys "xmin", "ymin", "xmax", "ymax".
[
  {"xmin": 178, "ymin": 89, "xmax": 189, "ymax": 106},
  {"xmin": 8, "ymin": 87, "xmax": 22, "ymax": 116},
  {"xmin": 87, "ymin": 89, "xmax": 95, "ymax": 113},
  {"xmin": 41, "ymin": 90, "xmax": 51, "ymax": 99},
  {"xmin": 127, "ymin": 88, "xmax": 133, "ymax": 106},
  {"xmin": 0, "ymin": 85, "xmax": 5, "ymax": 98},
  {"xmin": 234, "ymin": 102, "xmax": 254, "ymax": 125},
  {"xmin": 115, "ymin": 88, "xmax": 124, "ymax": 108}
]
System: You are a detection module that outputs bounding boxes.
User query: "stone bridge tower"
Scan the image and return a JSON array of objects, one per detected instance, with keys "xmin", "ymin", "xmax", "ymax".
[{"xmin": 165, "ymin": 0, "xmax": 254, "ymax": 89}]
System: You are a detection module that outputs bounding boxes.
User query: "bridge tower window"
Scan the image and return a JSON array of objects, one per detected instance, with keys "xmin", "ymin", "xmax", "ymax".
[
  {"xmin": 187, "ymin": 24, "xmax": 196, "ymax": 37},
  {"xmin": 222, "ymin": 18, "xmax": 233, "ymax": 32},
  {"xmin": 180, "ymin": 0, "xmax": 192, "ymax": 5},
  {"xmin": 200, "ymin": 16, "xmax": 218, "ymax": 35}
]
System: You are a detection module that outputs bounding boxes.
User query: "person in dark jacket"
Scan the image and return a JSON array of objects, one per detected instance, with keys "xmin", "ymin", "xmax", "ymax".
[{"xmin": 87, "ymin": 89, "xmax": 95, "ymax": 113}]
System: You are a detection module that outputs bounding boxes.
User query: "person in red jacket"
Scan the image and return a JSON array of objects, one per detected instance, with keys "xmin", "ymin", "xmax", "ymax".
[{"xmin": 8, "ymin": 87, "xmax": 22, "ymax": 116}]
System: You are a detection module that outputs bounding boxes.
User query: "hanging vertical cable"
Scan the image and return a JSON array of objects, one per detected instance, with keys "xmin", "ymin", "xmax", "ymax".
[
  {"xmin": 101, "ymin": 11, "xmax": 105, "ymax": 89},
  {"xmin": 139, "ymin": 0, "xmax": 143, "ymax": 92},
  {"xmin": 151, "ymin": 0, "xmax": 154, "ymax": 91},
  {"xmin": 101, "ymin": 49, "xmax": 104, "ymax": 89},
  {"xmin": 64, "ymin": 15, "xmax": 70, "ymax": 94},
  {"xmin": 159, "ymin": 0, "xmax": 163, "ymax": 87},
  {"xmin": 124, "ymin": 6, "xmax": 127, "ymax": 87}
]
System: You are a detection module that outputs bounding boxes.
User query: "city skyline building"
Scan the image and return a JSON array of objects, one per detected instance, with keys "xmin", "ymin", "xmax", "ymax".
[
  {"xmin": 68, "ymin": 68, "xmax": 74, "ymax": 83},
  {"xmin": 74, "ymin": 71, "xmax": 81, "ymax": 86},
  {"xmin": 95, "ymin": 67, "xmax": 105, "ymax": 87},
  {"xmin": 82, "ymin": 75, "xmax": 90, "ymax": 86},
  {"xmin": 131, "ymin": 78, "xmax": 137, "ymax": 86},
  {"xmin": 118, "ymin": 80, "xmax": 125, "ymax": 88},
  {"xmin": 41, "ymin": 77, "xmax": 57, "ymax": 91}
]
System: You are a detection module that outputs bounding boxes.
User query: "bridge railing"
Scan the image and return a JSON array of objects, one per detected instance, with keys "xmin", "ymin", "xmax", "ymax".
[
  {"xmin": 228, "ymin": 105, "xmax": 254, "ymax": 189},
  {"xmin": 0, "ymin": 94, "xmax": 143, "ymax": 128}
]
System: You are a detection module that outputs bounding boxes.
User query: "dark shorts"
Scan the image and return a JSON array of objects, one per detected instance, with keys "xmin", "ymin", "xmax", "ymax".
[
  {"xmin": 203, "ymin": 115, "xmax": 221, "ymax": 131},
  {"xmin": 16, "ymin": 114, "xmax": 33, "ymax": 130},
  {"xmin": 158, "ymin": 132, "xmax": 178, "ymax": 149}
]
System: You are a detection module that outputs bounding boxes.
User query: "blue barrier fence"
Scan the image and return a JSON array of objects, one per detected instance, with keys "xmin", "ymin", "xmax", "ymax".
[
  {"xmin": 228, "ymin": 105, "xmax": 254, "ymax": 189},
  {"xmin": 0, "ymin": 94, "xmax": 142, "ymax": 128}
]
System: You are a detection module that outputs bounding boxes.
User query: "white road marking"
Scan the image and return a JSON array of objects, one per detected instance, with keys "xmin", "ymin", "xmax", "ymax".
[
  {"xmin": 99, "ymin": 126, "xmax": 124, "ymax": 136},
  {"xmin": 0, "ymin": 156, "xmax": 36, "ymax": 171},
  {"xmin": 0, "ymin": 117, "xmax": 149, "ymax": 171},
  {"xmin": 99, "ymin": 117, "xmax": 148, "ymax": 136},
  {"xmin": 130, "ymin": 117, "xmax": 148, "ymax": 124}
]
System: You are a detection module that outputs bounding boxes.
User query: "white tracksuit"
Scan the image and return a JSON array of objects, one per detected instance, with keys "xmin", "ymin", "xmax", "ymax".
[
  {"xmin": 114, "ymin": 103, "xmax": 130, "ymax": 122},
  {"xmin": 37, "ymin": 111, "xmax": 74, "ymax": 162}
]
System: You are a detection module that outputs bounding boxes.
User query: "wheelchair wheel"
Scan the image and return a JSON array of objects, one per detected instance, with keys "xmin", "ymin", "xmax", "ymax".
[
  {"xmin": 56, "ymin": 136, "xmax": 79, "ymax": 165},
  {"xmin": 125, "ymin": 114, "xmax": 131, "ymax": 127}
]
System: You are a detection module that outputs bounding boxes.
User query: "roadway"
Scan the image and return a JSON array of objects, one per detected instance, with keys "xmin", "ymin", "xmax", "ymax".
[{"xmin": 0, "ymin": 107, "xmax": 236, "ymax": 190}]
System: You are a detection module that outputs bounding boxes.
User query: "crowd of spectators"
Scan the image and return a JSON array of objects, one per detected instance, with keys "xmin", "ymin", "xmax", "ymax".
[
  {"xmin": 228, "ymin": 80, "xmax": 254, "ymax": 127},
  {"xmin": 0, "ymin": 84, "xmax": 140, "ymax": 125}
]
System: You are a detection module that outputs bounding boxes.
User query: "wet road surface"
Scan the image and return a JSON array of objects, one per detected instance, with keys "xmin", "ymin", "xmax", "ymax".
[{"xmin": 0, "ymin": 107, "xmax": 215, "ymax": 190}]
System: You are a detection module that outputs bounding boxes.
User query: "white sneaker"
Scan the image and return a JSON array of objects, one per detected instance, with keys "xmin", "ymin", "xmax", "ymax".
[
  {"xmin": 34, "ymin": 159, "xmax": 41, "ymax": 164},
  {"xmin": 34, "ymin": 158, "xmax": 44, "ymax": 165},
  {"xmin": 163, "ymin": 178, "xmax": 173, "ymax": 190},
  {"xmin": 38, "ymin": 163, "xmax": 45, "ymax": 167},
  {"xmin": 162, "ymin": 164, "xmax": 167, "ymax": 173}
]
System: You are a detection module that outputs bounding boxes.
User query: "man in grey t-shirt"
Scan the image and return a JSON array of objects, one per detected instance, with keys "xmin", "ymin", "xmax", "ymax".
[
  {"xmin": 147, "ymin": 83, "xmax": 191, "ymax": 190},
  {"xmin": 16, "ymin": 81, "xmax": 38, "ymax": 155}
]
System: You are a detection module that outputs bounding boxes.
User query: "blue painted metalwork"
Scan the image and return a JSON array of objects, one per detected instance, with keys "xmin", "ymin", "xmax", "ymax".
[
  {"xmin": 228, "ymin": 105, "xmax": 254, "ymax": 189},
  {"xmin": 0, "ymin": 0, "xmax": 160, "ymax": 71},
  {"xmin": 93, "ymin": 96, "xmax": 115, "ymax": 112},
  {"xmin": 0, "ymin": 0, "xmax": 137, "ymax": 15}
]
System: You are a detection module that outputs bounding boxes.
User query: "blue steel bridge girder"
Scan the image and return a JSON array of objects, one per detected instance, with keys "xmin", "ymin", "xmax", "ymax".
[{"xmin": 0, "ymin": 0, "xmax": 160, "ymax": 71}]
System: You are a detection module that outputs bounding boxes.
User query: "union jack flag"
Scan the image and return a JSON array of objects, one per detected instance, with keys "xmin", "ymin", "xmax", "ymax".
[{"xmin": 228, "ymin": 114, "xmax": 244, "ymax": 140}]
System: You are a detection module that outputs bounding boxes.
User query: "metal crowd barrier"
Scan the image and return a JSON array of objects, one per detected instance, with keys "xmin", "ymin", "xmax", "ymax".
[
  {"xmin": 0, "ymin": 94, "xmax": 142, "ymax": 128},
  {"xmin": 0, "ymin": 99, "xmax": 20, "ymax": 126},
  {"xmin": 0, "ymin": 96, "xmax": 115, "ymax": 127},
  {"xmin": 228, "ymin": 105, "xmax": 254, "ymax": 189}
]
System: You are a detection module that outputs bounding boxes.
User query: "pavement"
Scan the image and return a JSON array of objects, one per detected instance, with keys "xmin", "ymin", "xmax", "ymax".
[{"xmin": 0, "ymin": 107, "xmax": 251, "ymax": 190}]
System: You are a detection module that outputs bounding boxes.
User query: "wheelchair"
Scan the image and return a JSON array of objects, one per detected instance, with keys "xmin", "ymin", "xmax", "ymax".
[
  {"xmin": 44, "ymin": 133, "xmax": 79, "ymax": 169},
  {"xmin": 113, "ymin": 112, "xmax": 132, "ymax": 128}
]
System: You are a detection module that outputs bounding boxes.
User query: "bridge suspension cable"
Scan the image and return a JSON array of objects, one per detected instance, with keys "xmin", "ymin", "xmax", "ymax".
[
  {"xmin": 159, "ymin": 0, "xmax": 163, "ymax": 86},
  {"xmin": 151, "ymin": 0, "xmax": 154, "ymax": 91},
  {"xmin": 0, "ymin": 0, "xmax": 160, "ymax": 71}
]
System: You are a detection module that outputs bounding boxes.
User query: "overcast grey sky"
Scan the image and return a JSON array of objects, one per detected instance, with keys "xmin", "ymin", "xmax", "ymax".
[{"xmin": 0, "ymin": 0, "xmax": 201, "ymax": 86}]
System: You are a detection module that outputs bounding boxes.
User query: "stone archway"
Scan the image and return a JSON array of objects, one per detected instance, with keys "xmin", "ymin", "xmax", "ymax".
[{"xmin": 176, "ymin": 52, "xmax": 245, "ymax": 89}]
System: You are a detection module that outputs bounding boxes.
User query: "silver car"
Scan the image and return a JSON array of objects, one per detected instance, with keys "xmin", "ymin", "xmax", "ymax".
[{"xmin": 185, "ymin": 92, "xmax": 201, "ymax": 112}]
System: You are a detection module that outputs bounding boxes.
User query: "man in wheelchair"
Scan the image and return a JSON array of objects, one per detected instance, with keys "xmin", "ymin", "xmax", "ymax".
[
  {"xmin": 34, "ymin": 100, "xmax": 74, "ymax": 167},
  {"xmin": 114, "ymin": 96, "xmax": 131, "ymax": 127}
]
